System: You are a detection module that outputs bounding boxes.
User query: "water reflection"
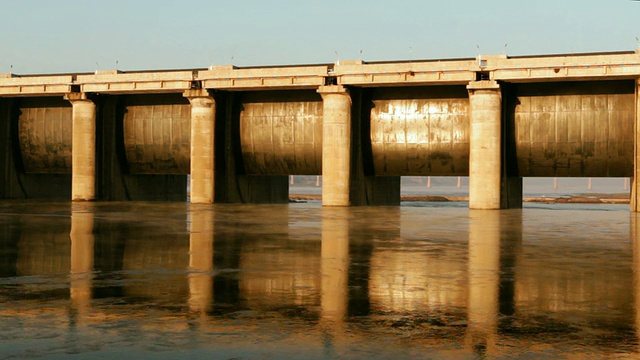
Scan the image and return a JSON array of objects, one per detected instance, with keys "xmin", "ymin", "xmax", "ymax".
[
  {"xmin": 0, "ymin": 202, "xmax": 637, "ymax": 358},
  {"xmin": 187, "ymin": 206, "xmax": 214, "ymax": 317},
  {"xmin": 467, "ymin": 211, "xmax": 501, "ymax": 356},
  {"xmin": 320, "ymin": 207, "xmax": 349, "ymax": 322},
  {"xmin": 633, "ymin": 215, "xmax": 640, "ymax": 355},
  {"xmin": 69, "ymin": 202, "xmax": 95, "ymax": 326},
  {"xmin": 466, "ymin": 210, "xmax": 522, "ymax": 357}
]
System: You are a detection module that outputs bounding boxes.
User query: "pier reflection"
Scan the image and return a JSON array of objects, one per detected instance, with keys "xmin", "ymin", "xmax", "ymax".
[
  {"xmin": 69, "ymin": 202, "xmax": 95, "ymax": 326},
  {"xmin": 632, "ymin": 215, "xmax": 640, "ymax": 354},
  {"xmin": 187, "ymin": 206, "xmax": 214, "ymax": 317},
  {"xmin": 320, "ymin": 208, "xmax": 349, "ymax": 323},
  {"xmin": 466, "ymin": 210, "xmax": 521, "ymax": 357}
]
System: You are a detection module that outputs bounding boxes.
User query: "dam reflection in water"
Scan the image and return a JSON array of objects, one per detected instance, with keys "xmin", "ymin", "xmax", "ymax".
[{"xmin": 0, "ymin": 201, "xmax": 637, "ymax": 358}]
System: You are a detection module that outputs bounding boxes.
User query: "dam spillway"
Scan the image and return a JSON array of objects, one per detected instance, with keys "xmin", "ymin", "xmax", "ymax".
[{"xmin": 1, "ymin": 51, "xmax": 640, "ymax": 209}]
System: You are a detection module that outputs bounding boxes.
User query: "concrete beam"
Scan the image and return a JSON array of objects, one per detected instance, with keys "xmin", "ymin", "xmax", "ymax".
[
  {"xmin": 77, "ymin": 70, "xmax": 194, "ymax": 94},
  {"xmin": 199, "ymin": 65, "xmax": 328, "ymax": 90},
  {"xmin": 333, "ymin": 59, "xmax": 477, "ymax": 86},
  {"xmin": 0, "ymin": 75, "xmax": 74, "ymax": 96},
  {"xmin": 488, "ymin": 52, "xmax": 640, "ymax": 82},
  {"xmin": 2, "ymin": 50, "xmax": 640, "ymax": 97}
]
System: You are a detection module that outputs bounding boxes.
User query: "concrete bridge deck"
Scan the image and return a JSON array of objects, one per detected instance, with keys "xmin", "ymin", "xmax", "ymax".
[{"xmin": 1, "ymin": 50, "xmax": 640, "ymax": 209}]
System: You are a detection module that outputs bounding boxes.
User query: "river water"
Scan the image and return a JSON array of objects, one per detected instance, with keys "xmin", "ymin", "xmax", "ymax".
[{"xmin": 0, "ymin": 200, "xmax": 638, "ymax": 359}]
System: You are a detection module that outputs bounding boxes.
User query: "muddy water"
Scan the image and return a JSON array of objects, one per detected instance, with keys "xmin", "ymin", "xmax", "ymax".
[{"xmin": 0, "ymin": 200, "xmax": 638, "ymax": 359}]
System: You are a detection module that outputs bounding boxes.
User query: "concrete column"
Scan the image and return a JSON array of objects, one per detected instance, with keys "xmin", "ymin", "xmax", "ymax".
[
  {"xmin": 184, "ymin": 89, "xmax": 216, "ymax": 204},
  {"xmin": 66, "ymin": 93, "xmax": 96, "ymax": 201},
  {"xmin": 468, "ymin": 81, "xmax": 502, "ymax": 210},
  {"xmin": 632, "ymin": 79, "xmax": 640, "ymax": 211},
  {"xmin": 318, "ymin": 85, "xmax": 351, "ymax": 206}
]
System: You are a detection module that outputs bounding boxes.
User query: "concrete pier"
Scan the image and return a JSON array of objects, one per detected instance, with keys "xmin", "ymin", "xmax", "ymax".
[
  {"xmin": 184, "ymin": 89, "xmax": 216, "ymax": 204},
  {"xmin": 633, "ymin": 80, "xmax": 640, "ymax": 212},
  {"xmin": 69, "ymin": 203, "xmax": 95, "ymax": 326},
  {"xmin": 66, "ymin": 93, "xmax": 96, "ymax": 201},
  {"xmin": 468, "ymin": 81, "xmax": 502, "ymax": 209},
  {"xmin": 319, "ymin": 85, "xmax": 351, "ymax": 206}
]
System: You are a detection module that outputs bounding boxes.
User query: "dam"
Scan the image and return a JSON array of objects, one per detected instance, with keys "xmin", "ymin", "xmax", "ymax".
[{"xmin": 1, "ymin": 50, "xmax": 640, "ymax": 210}]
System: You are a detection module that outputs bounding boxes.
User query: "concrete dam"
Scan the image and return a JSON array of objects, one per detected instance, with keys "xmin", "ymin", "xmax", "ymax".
[{"xmin": 1, "ymin": 51, "xmax": 639, "ymax": 210}]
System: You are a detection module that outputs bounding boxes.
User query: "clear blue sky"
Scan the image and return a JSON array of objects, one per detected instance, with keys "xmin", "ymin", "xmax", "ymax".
[{"xmin": 1, "ymin": 0, "xmax": 638, "ymax": 74}]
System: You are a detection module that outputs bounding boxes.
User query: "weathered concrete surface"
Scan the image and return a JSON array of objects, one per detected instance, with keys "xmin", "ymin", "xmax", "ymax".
[
  {"xmin": 349, "ymin": 88, "xmax": 401, "ymax": 206},
  {"xmin": 78, "ymin": 70, "xmax": 193, "ymax": 94},
  {"xmin": 511, "ymin": 81, "xmax": 634, "ymax": 177},
  {"xmin": 66, "ymin": 93, "xmax": 96, "ymax": 201},
  {"xmin": 0, "ymin": 97, "xmax": 71, "ymax": 200},
  {"xmin": 468, "ymin": 81, "xmax": 502, "ymax": 210},
  {"xmin": 96, "ymin": 96, "xmax": 188, "ymax": 202},
  {"xmin": 319, "ymin": 85, "xmax": 351, "ymax": 206},
  {"xmin": 184, "ymin": 89, "xmax": 215, "ymax": 204},
  {"xmin": 200, "ymin": 65, "xmax": 328, "ymax": 90},
  {"xmin": 369, "ymin": 86, "xmax": 469, "ymax": 176},
  {"xmin": 211, "ymin": 92, "xmax": 289, "ymax": 205},
  {"xmin": 333, "ymin": 58, "xmax": 477, "ymax": 86},
  {"xmin": 0, "ymin": 74, "xmax": 74, "ymax": 96},
  {"xmin": 239, "ymin": 91, "xmax": 323, "ymax": 175},
  {"xmin": 123, "ymin": 94, "xmax": 190, "ymax": 174},
  {"xmin": 1, "ymin": 50, "xmax": 640, "ymax": 96},
  {"xmin": 18, "ymin": 97, "xmax": 72, "ymax": 174}
]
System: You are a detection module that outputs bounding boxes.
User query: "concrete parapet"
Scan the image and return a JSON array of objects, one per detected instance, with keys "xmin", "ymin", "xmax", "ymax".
[
  {"xmin": 77, "ymin": 70, "xmax": 194, "ymax": 94},
  {"xmin": 199, "ymin": 65, "xmax": 328, "ymax": 90},
  {"xmin": 0, "ymin": 75, "xmax": 74, "ymax": 96},
  {"xmin": 334, "ymin": 58, "xmax": 477, "ymax": 86}
]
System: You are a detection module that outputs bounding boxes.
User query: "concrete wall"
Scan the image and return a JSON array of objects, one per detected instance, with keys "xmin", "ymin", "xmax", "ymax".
[
  {"xmin": 240, "ymin": 90, "xmax": 323, "ymax": 175},
  {"xmin": 369, "ymin": 86, "xmax": 469, "ymax": 176},
  {"xmin": 0, "ymin": 97, "xmax": 71, "ymax": 199},
  {"xmin": 216, "ymin": 92, "xmax": 289, "ymax": 204},
  {"xmin": 350, "ymin": 88, "xmax": 401, "ymax": 206},
  {"xmin": 17, "ymin": 97, "xmax": 72, "ymax": 174},
  {"xmin": 508, "ymin": 80, "xmax": 634, "ymax": 177},
  {"xmin": 96, "ymin": 95, "xmax": 187, "ymax": 201},
  {"xmin": 123, "ymin": 94, "xmax": 190, "ymax": 174}
]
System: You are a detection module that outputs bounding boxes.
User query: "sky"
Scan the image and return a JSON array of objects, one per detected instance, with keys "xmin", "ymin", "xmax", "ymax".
[{"xmin": 1, "ymin": 0, "xmax": 638, "ymax": 74}]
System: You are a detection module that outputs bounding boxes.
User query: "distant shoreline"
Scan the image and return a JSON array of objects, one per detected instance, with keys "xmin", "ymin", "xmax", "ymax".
[{"xmin": 289, "ymin": 193, "xmax": 631, "ymax": 204}]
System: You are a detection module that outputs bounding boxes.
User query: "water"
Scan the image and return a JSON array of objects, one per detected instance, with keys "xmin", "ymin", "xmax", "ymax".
[
  {"xmin": 0, "ymin": 200, "xmax": 638, "ymax": 359},
  {"xmin": 290, "ymin": 176, "xmax": 631, "ymax": 198}
]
